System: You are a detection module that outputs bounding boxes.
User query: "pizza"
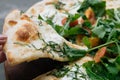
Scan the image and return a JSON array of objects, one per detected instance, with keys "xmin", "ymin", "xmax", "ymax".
[
  {"xmin": 3, "ymin": 0, "xmax": 120, "ymax": 79},
  {"xmin": 3, "ymin": 0, "xmax": 88, "ymax": 65},
  {"xmin": 30, "ymin": 0, "xmax": 120, "ymax": 80}
]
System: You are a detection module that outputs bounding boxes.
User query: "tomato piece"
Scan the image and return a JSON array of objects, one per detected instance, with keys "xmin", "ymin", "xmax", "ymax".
[
  {"xmin": 69, "ymin": 20, "xmax": 79, "ymax": 27},
  {"xmin": 85, "ymin": 7, "xmax": 96, "ymax": 24},
  {"xmin": 61, "ymin": 17, "xmax": 67, "ymax": 25},
  {"xmin": 94, "ymin": 47, "xmax": 107, "ymax": 63}
]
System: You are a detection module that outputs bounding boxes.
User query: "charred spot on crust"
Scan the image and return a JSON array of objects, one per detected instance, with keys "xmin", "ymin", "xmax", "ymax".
[
  {"xmin": 8, "ymin": 20, "xmax": 17, "ymax": 26},
  {"xmin": 15, "ymin": 23, "xmax": 37, "ymax": 42},
  {"xmin": 16, "ymin": 27, "xmax": 30, "ymax": 42},
  {"xmin": 21, "ymin": 15, "xmax": 31, "ymax": 21}
]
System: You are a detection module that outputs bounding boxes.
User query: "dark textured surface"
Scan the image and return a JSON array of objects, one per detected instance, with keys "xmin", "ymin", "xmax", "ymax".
[
  {"xmin": 0, "ymin": 0, "xmax": 40, "ymax": 80},
  {"xmin": 5, "ymin": 58, "xmax": 65, "ymax": 80}
]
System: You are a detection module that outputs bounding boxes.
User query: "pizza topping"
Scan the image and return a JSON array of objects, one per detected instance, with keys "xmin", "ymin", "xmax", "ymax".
[
  {"xmin": 85, "ymin": 7, "xmax": 96, "ymax": 24},
  {"xmin": 14, "ymin": 42, "xmax": 31, "ymax": 48},
  {"xmin": 61, "ymin": 17, "xmax": 67, "ymax": 25},
  {"xmin": 78, "ymin": 0, "xmax": 106, "ymax": 18},
  {"xmin": 50, "ymin": 66, "xmax": 70, "ymax": 78},
  {"xmin": 51, "ymin": 64, "xmax": 88, "ymax": 79},
  {"xmin": 31, "ymin": 38, "xmax": 87, "ymax": 61},
  {"xmin": 69, "ymin": 19, "xmax": 79, "ymax": 27},
  {"xmin": 61, "ymin": 16, "xmax": 80, "ymax": 28},
  {"xmin": 94, "ymin": 47, "xmax": 107, "ymax": 63},
  {"xmin": 54, "ymin": 1, "xmax": 65, "ymax": 10},
  {"xmin": 53, "ymin": 12, "xmax": 68, "ymax": 26}
]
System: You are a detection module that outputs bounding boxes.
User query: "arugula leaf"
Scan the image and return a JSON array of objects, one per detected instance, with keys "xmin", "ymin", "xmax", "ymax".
[
  {"xmin": 83, "ymin": 61, "xmax": 108, "ymax": 80},
  {"xmin": 82, "ymin": 20, "xmax": 92, "ymax": 28},
  {"xmin": 71, "ymin": 13, "xmax": 81, "ymax": 21},
  {"xmin": 107, "ymin": 44, "xmax": 120, "ymax": 56},
  {"xmin": 38, "ymin": 14, "xmax": 54, "ymax": 26},
  {"xmin": 101, "ymin": 56, "xmax": 120, "ymax": 75},
  {"xmin": 92, "ymin": 18, "xmax": 120, "ymax": 42},
  {"xmin": 106, "ymin": 8, "xmax": 120, "ymax": 22},
  {"xmin": 63, "ymin": 43, "xmax": 87, "ymax": 61},
  {"xmin": 53, "ymin": 14, "xmax": 89, "ymax": 37},
  {"xmin": 115, "ymin": 56, "xmax": 120, "ymax": 70},
  {"xmin": 92, "ymin": 25, "xmax": 106, "ymax": 38},
  {"xmin": 83, "ymin": 61, "xmax": 120, "ymax": 80},
  {"xmin": 78, "ymin": 0, "xmax": 106, "ymax": 17},
  {"xmin": 82, "ymin": 36, "xmax": 91, "ymax": 48},
  {"xmin": 64, "ymin": 26, "xmax": 89, "ymax": 36},
  {"xmin": 46, "ymin": 19, "xmax": 54, "ymax": 26},
  {"xmin": 106, "ymin": 9, "xmax": 115, "ymax": 20},
  {"xmin": 101, "ymin": 57, "xmax": 119, "ymax": 75},
  {"xmin": 59, "ymin": 14, "xmax": 81, "ymax": 36},
  {"xmin": 54, "ymin": 25, "xmax": 64, "ymax": 34},
  {"xmin": 107, "ymin": 28, "xmax": 117, "ymax": 42}
]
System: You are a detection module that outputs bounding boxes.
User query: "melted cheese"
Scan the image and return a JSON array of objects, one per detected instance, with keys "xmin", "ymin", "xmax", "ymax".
[
  {"xmin": 52, "ymin": 12, "xmax": 68, "ymax": 26},
  {"xmin": 106, "ymin": 0, "xmax": 120, "ymax": 9}
]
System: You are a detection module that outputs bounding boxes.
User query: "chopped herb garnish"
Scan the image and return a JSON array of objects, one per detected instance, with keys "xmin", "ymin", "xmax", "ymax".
[
  {"xmin": 68, "ymin": 64, "xmax": 88, "ymax": 80},
  {"xmin": 38, "ymin": 14, "xmax": 43, "ymax": 20},
  {"xmin": 20, "ymin": 10, "xmax": 24, "ymax": 15},
  {"xmin": 62, "ymin": 43, "xmax": 87, "ymax": 61},
  {"xmin": 51, "ymin": 63, "xmax": 88, "ymax": 79},
  {"xmin": 51, "ymin": 66, "xmax": 70, "ymax": 78},
  {"xmin": 54, "ymin": 1, "xmax": 65, "ymax": 10},
  {"xmin": 14, "ymin": 42, "xmax": 31, "ymax": 48}
]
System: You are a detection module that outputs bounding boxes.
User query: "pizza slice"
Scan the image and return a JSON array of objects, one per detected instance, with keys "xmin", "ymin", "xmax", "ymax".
[{"xmin": 3, "ymin": 9, "xmax": 87, "ymax": 65}]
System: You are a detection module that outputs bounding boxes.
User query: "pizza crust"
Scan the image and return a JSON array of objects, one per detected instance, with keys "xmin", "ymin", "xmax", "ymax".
[{"xmin": 3, "ymin": 9, "xmax": 21, "ymax": 33}]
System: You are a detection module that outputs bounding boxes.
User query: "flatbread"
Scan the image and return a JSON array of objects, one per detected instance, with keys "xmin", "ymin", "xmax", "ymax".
[
  {"xmin": 3, "ymin": 0, "xmax": 87, "ymax": 66},
  {"xmin": 3, "ymin": 0, "xmax": 119, "ymax": 66},
  {"xmin": 33, "ymin": 0, "xmax": 120, "ymax": 80}
]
